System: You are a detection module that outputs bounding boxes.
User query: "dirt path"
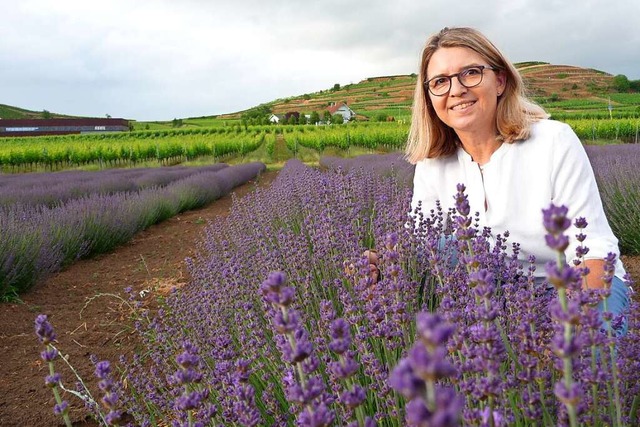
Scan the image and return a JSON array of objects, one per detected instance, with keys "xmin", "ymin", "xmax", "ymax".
[{"xmin": 0, "ymin": 170, "xmax": 279, "ymax": 427}]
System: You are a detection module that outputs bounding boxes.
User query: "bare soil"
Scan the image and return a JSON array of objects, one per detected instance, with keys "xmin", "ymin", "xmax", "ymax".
[{"xmin": 0, "ymin": 168, "xmax": 638, "ymax": 427}]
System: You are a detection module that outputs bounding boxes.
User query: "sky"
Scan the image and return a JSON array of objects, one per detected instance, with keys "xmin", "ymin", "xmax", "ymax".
[{"xmin": 2, "ymin": 0, "xmax": 639, "ymax": 121}]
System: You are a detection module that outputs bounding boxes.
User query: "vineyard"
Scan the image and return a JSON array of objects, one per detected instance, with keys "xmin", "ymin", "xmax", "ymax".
[{"xmin": 1, "ymin": 118, "xmax": 640, "ymax": 171}]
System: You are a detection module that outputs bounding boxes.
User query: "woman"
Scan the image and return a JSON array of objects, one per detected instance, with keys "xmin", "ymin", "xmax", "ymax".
[{"xmin": 406, "ymin": 27, "xmax": 629, "ymax": 331}]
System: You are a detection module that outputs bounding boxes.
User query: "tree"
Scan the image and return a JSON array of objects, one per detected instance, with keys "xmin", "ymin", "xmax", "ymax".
[
  {"xmin": 310, "ymin": 111, "xmax": 320, "ymax": 125},
  {"xmin": 332, "ymin": 114, "xmax": 344, "ymax": 124},
  {"xmin": 613, "ymin": 74, "xmax": 630, "ymax": 92},
  {"xmin": 241, "ymin": 104, "xmax": 272, "ymax": 122},
  {"xmin": 332, "ymin": 83, "xmax": 341, "ymax": 91},
  {"xmin": 323, "ymin": 110, "xmax": 332, "ymax": 123},
  {"xmin": 42, "ymin": 110, "xmax": 51, "ymax": 119}
]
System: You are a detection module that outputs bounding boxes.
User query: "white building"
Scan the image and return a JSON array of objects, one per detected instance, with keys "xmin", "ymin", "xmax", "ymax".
[{"xmin": 327, "ymin": 103, "xmax": 356, "ymax": 122}]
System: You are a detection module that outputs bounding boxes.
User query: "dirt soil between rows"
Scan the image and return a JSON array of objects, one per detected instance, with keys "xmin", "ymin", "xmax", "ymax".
[{"xmin": 1, "ymin": 169, "xmax": 639, "ymax": 427}]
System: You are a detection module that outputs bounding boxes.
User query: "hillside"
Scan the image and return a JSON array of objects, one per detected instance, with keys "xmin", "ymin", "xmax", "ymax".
[
  {"xmin": 0, "ymin": 104, "xmax": 77, "ymax": 120},
  {"xmin": 219, "ymin": 62, "xmax": 620, "ymax": 120},
  {"xmin": 2, "ymin": 63, "xmax": 631, "ymax": 123}
]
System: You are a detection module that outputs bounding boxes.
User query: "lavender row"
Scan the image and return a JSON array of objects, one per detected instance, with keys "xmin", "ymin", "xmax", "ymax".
[
  {"xmin": 585, "ymin": 144, "xmax": 640, "ymax": 255},
  {"xmin": 0, "ymin": 163, "xmax": 228, "ymax": 208},
  {"xmin": 49, "ymin": 158, "xmax": 636, "ymax": 426},
  {"xmin": 319, "ymin": 152, "xmax": 415, "ymax": 187},
  {"xmin": 1, "ymin": 162, "xmax": 265, "ymax": 299}
]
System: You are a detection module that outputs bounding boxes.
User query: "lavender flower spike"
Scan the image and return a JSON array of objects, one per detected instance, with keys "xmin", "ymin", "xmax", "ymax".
[
  {"xmin": 34, "ymin": 315, "xmax": 72, "ymax": 427},
  {"xmin": 35, "ymin": 314, "xmax": 57, "ymax": 345}
]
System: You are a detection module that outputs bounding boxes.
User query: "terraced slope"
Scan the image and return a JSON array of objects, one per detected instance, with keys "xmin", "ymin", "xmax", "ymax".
[{"xmin": 221, "ymin": 63, "xmax": 616, "ymax": 120}]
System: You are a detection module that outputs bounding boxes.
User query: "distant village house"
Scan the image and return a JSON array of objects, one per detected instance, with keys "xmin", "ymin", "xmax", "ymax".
[
  {"xmin": 269, "ymin": 103, "xmax": 356, "ymax": 125},
  {"xmin": 327, "ymin": 102, "xmax": 356, "ymax": 122}
]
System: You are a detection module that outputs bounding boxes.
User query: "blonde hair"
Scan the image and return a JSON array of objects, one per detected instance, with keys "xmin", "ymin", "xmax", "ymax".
[{"xmin": 405, "ymin": 27, "xmax": 548, "ymax": 164}]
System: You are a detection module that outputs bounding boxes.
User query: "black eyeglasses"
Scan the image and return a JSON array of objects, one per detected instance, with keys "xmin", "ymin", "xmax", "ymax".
[{"xmin": 424, "ymin": 65, "xmax": 496, "ymax": 96}]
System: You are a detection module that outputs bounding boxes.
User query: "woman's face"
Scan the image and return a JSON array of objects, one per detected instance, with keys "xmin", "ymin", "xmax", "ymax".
[{"xmin": 426, "ymin": 47, "xmax": 506, "ymax": 138}]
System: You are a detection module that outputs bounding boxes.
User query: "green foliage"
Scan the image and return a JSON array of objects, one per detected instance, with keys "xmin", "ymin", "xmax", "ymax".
[
  {"xmin": 240, "ymin": 104, "xmax": 272, "ymax": 122},
  {"xmin": 613, "ymin": 75, "xmax": 631, "ymax": 92},
  {"xmin": 331, "ymin": 114, "xmax": 344, "ymax": 125},
  {"xmin": 309, "ymin": 111, "xmax": 320, "ymax": 125},
  {"xmin": 565, "ymin": 118, "xmax": 640, "ymax": 142},
  {"xmin": 332, "ymin": 83, "xmax": 341, "ymax": 91},
  {"xmin": 42, "ymin": 110, "xmax": 52, "ymax": 119}
]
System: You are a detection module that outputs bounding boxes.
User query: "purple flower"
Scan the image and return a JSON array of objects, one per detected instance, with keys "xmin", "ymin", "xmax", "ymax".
[
  {"xmin": 340, "ymin": 385, "xmax": 366, "ymax": 409},
  {"xmin": 415, "ymin": 312, "xmax": 455, "ymax": 348},
  {"xmin": 35, "ymin": 314, "xmax": 56, "ymax": 345},
  {"xmin": 40, "ymin": 347, "xmax": 58, "ymax": 362},
  {"xmin": 405, "ymin": 398, "xmax": 430, "ymax": 426},
  {"xmin": 544, "ymin": 234, "xmax": 570, "ymax": 252},
  {"xmin": 297, "ymin": 401, "xmax": 335, "ymax": 426},
  {"xmin": 176, "ymin": 351, "xmax": 199, "ymax": 369},
  {"xmin": 408, "ymin": 345, "xmax": 456, "ymax": 382},
  {"xmin": 53, "ymin": 401, "xmax": 68, "ymax": 416},
  {"xmin": 328, "ymin": 352, "xmax": 359, "ymax": 379},
  {"xmin": 175, "ymin": 390, "xmax": 206, "ymax": 411},
  {"xmin": 45, "ymin": 373, "xmax": 61, "ymax": 388},
  {"xmin": 388, "ymin": 359, "xmax": 425, "ymax": 399},
  {"xmin": 574, "ymin": 217, "xmax": 588, "ymax": 230},
  {"xmin": 284, "ymin": 328, "xmax": 313, "ymax": 363},
  {"xmin": 105, "ymin": 410, "xmax": 123, "ymax": 426},
  {"xmin": 95, "ymin": 360, "xmax": 111, "ymax": 380},
  {"xmin": 328, "ymin": 318, "xmax": 351, "ymax": 354},
  {"xmin": 554, "ymin": 381, "xmax": 583, "ymax": 406},
  {"xmin": 274, "ymin": 310, "xmax": 301, "ymax": 334},
  {"xmin": 542, "ymin": 204, "xmax": 571, "ymax": 235},
  {"xmin": 545, "ymin": 261, "xmax": 580, "ymax": 290},
  {"xmin": 454, "ymin": 184, "xmax": 470, "ymax": 216}
]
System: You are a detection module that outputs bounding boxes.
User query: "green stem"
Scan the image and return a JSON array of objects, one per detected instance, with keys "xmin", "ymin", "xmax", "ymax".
[
  {"xmin": 603, "ymin": 298, "xmax": 622, "ymax": 426},
  {"xmin": 590, "ymin": 341, "xmax": 600, "ymax": 426},
  {"xmin": 557, "ymin": 259, "xmax": 578, "ymax": 427},
  {"xmin": 48, "ymin": 356, "xmax": 73, "ymax": 427},
  {"xmin": 426, "ymin": 380, "xmax": 436, "ymax": 412},
  {"xmin": 630, "ymin": 395, "xmax": 639, "ymax": 421}
]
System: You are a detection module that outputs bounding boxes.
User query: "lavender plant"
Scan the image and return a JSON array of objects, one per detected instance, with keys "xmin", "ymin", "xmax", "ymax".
[
  {"xmin": 36, "ymin": 157, "xmax": 639, "ymax": 426},
  {"xmin": 35, "ymin": 314, "xmax": 72, "ymax": 427},
  {"xmin": 1, "ymin": 162, "xmax": 265, "ymax": 299},
  {"xmin": 585, "ymin": 144, "xmax": 640, "ymax": 255}
]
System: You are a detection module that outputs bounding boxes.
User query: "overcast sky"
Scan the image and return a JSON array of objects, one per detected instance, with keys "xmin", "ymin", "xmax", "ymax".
[{"xmin": 2, "ymin": 0, "xmax": 638, "ymax": 121}]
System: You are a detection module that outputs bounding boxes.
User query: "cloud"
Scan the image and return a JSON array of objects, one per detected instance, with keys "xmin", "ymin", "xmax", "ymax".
[{"xmin": 1, "ymin": 0, "xmax": 639, "ymax": 120}]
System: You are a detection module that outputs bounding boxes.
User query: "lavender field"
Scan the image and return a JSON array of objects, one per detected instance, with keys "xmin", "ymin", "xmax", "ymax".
[
  {"xmin": 0, "ymin": 162, "xmax": 265, "ymax": 300},
  {"xmin": 35, "ymin": 148, "xmax": 640, "ymax": 426},
  {"xmin": 585, "ymin": 145, "xmax": 640, "ymax": 255}
]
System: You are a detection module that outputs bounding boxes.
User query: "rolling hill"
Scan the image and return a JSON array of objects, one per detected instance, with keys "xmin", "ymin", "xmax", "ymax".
[
  {"xmin": 0, "ymin": 104, "xmax": 76, "ymax": 120},
  {"xmin": 1, "ymin": 63, "xmax": 629, "ymax": 123},
  {"xmin": 219, "ymin": 62, "xmax": 618, "ymax": 120}
]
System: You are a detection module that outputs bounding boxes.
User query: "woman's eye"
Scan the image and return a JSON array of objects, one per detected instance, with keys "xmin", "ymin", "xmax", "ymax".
[
  {"xmin": 432, "ymin": 78, "xmax": 448, "ymax": 87},
  {"xmin": 464, "ymin": 68, "xmax": 481, "ymax": 76}
]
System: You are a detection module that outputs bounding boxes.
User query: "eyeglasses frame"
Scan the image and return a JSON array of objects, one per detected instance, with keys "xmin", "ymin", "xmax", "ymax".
[{"xmin": 424, "ymin": 65, "xmax": 497, "ymax": 97}]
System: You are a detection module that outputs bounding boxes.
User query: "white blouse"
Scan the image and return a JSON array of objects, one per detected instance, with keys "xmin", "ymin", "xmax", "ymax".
[{"xmin": 410, "ymin": 119, "xmax": 626, "ymax": 280}]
